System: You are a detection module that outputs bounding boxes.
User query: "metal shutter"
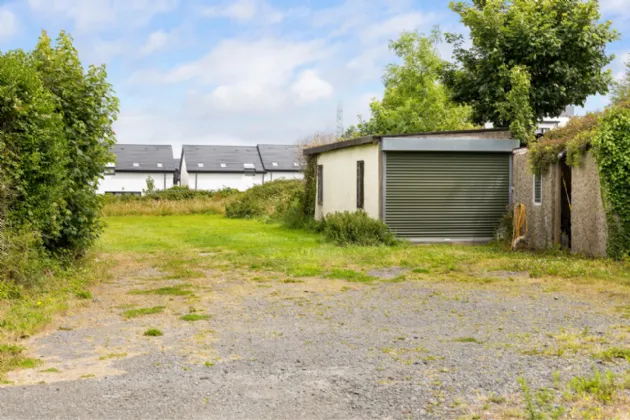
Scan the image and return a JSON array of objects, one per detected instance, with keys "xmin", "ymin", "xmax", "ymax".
[{"xmin": 384, "ymin": 152, "xmax": 510, "ymax": 241}]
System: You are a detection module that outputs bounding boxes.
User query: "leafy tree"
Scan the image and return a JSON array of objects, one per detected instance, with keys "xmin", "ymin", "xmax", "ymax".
[
  {"xmin": 0, "ymin": 51, "xmax": 68, "ymax": 244},
  {"xmin": 444, "ymin": 0, "xmax": 618, "ymax": 143},
  {"xmin": 31, "ymin": 31, "xmax": 119, "ymax": 256},
  {"xmin": 610, "ymin": 62, "xmax": 630, "ymax": 105},
  {"xmin": 349, "ymin": 31, "xmax": 472, "ymax": 137}
]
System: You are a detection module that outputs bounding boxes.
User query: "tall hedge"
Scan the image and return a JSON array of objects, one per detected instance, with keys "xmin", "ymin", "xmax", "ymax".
[
  {"xmin": 592, "ymin": 106, "xmax": 630, "ymax": 259},
  {"xmin": 0, "ymin": 31, "xmax": 119, "ymax": 259}
]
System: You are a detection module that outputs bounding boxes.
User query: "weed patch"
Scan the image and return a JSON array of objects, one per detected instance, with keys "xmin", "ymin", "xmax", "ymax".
[
  {"xmin": 180, "ymin": 314, "xmax": 210, "ymax": 322},
  {"xmin": 129, "ymin": 284, "xmax": 194, "ymax": 296},
  {"xmin": 0, "ymin": 344, "xmax": 41, "ymax": 379},
  {"xmin": 326, "ymin": 269, "xmax": 376, "ymax": 283},
  {"xmin": 40, "ymin": 367, "xmax": 61, "ymax": 373},
  {"xmin": 99, "ymin": 353, "xmax": 128, "ymax": 360},
  {"xmin": 593, "ymin": 347, "xmax": 630, "ymax": 362},
  {"xmin": 144, "ymin": 329, "xmax": 163, "ymax": 337},
  {"xmin": 122, "ymin": 306, "xmax": 165, "ymax": 319},
  {"xmin": 454, "ymin": 337, "xmax": 483, "ymax": 344}
]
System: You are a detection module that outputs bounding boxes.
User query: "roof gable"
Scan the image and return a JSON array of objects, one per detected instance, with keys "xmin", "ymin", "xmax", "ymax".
[
  {"xmin": 182, "ymin": 145, "xmax": 265, "ymax": 173},
  {"xmin": 257, "ymin": 144, "xmax": 302, "ymax": 171},
  {"xmin": 113, "ymin": 144, "xmax": 175, "ymax": 172}
]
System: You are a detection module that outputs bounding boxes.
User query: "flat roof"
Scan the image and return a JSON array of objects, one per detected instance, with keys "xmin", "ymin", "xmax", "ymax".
[{"xmin": 303, "ymin": 128, "xmax": 511, "ymax": 155}]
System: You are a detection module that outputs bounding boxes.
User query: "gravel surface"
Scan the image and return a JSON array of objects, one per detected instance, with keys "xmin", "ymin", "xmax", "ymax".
[{"xmin": 1, "ymin": 269, "xmax": 628, "ymax": 419}]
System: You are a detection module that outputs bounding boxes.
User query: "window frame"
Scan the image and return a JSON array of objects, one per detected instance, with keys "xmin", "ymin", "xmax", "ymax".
[
  {"xmin": 356, "ymin": 160, "xmax": 364, "ymax": 209},
  {"xmin": 533, "ymin": 173, "xmax": 542, "ymax": 205},
  {"xmin": 317, "ymin": 165, "xmax": 324, "ymax": 205}
]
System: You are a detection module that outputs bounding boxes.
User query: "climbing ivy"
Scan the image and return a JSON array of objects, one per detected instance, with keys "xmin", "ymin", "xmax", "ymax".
[
  {"xmin": 591, "ymin": 107, "xmax": 630, "ymax": 259},
  {"xmin": 301, "ymin": 155, "xmax": 317, "ymax": 219}
]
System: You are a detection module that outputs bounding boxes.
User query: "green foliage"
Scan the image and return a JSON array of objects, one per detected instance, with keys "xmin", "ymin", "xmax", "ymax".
[
  {"xmin": 610, "ymin": 62, "xmax": 630, "ymax": 105},
  {"xmin": 529, "ymin": 113, "xmax": 601, "ymax": 175},
  {"xmin": 322, "ymin": 211, "xmax": 398, "ymax": 246},
  {"xmin": 143, "ymin": 177, "xmax": 156, "ymax": 195},
  {"xmin": 103, "ymin": 186, "xmax": 239, "ymax": 203},
  {"xmin": 31, "ymin": 31, "xmax": 119, "ymax": 257},
  {"xmin": 0, "ymin": 51, "xmax": 67, "ymax": 244},
  {"xmin": 143, "ymin": 328, "xmax": 163, "ymax": 337},
  {"xmin": 349, "ymin": 30, "xmax": 473, "ymax": 136},
  {"xmin": 445, "ymin": 0, "xmax": 617, "ymax": 132},
  {"xmin": 591, "ymin": 106, "xmax": 630, "ymax": 259},
  {"xmin": 225, "ymin": 180, "xmax": 305, "ymax": 219},
  {"xmin": 568, "ymin": 369, "xmax": 617, "ymax": 403},
  {"xmin": 498, "ymin": 66, "xmax": 536, "ymax": 144}
]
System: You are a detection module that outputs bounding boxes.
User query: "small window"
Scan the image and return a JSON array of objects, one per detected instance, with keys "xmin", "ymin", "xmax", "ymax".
[
  {"xmin": 317, "ymin": 165, "xmax": 323, "ymax": 205},
  {"xmin": 293, "ymin": 162, "xmax": 299, "ymax": 167},
  {"xmin": 157, "ymin": 162, "xmax": 163, "ymax": 168},
  {"xmin": 534, "ymin": 174, "xmax": 542, "ymax": 204},
  {"xmin": 272, "ymin": 162, "xmax": 278, "ymax": 167},
  {"xmin": 197, "ymin": 163, "xmax": 204, "ymax": 168},
  {"xmin": 104, "ymin": 168, "xmax": 115, "ymax": 176},
  {"xmin": 356, "ymin": 160, "xmax": 364, "ymax": 209},
  {"xmin": 220, "ymin": 163, "xmax": 227, "ymax": 168},
  {"xmin": 132, "ymin": 162, "xmax": 140, "ymax": 167}
]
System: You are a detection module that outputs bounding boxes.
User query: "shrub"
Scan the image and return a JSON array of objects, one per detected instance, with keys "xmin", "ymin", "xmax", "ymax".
[
  {"xmin": 225, "ymin": 180, "xmax": 305, "ymax": 219},
  {"xmin": 322, "ymin": 211, "xmax": 397, "ymax": 246},
  {"xmin": 143, "ymin": 328, "xmax": 163, "ymax": 337}
]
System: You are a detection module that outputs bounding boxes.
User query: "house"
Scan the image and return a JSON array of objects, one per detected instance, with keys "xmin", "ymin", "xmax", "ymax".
[
  {"xmin": 512, "ymin": 148, "xmax": 607, "ymax": 257},
  {"xmin": 257, "ymin": 144, "xmax": 304, "ymax": 181},
  {"xmin": 98, "ymin": 144, "xmax": 176, "ymax": 195},
  {"xmin": 305, "ymin": 129, "xmax": 519, "ymax": 243},
  {"xmin": 180, "ymin": 145, "xmax": 265, "ymax": 191},
  {"xmin": 484, "ymin": 105, "xmax": 575, "ymax": 135}
]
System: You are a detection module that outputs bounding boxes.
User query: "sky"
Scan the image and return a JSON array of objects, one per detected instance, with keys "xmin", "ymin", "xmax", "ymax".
[{"xmin": 1, "ymin": 0, "xmax": 629, "ymax": 156}]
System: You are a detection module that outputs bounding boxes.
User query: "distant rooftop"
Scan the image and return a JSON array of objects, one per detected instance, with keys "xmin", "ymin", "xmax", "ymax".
[
  {"xmin": 113, "ymin": 144, "xmax": 175, "ymax": 172},
  {"xmin": 182, "ymin": 145, "xmax": 265, "ymax": 173}
]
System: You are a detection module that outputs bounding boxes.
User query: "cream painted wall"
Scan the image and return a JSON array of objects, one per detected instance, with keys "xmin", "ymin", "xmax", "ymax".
[
  {"xmin": 97, "ymin": 172, "xmax": 173, "ymax": 195},
  {"xmin": 180, "ymin": 156, "xmax": 189, "ymax": 187},
  {"xmin": 315, "ymin": 143, "xmax": 381, "ymax": 220}
]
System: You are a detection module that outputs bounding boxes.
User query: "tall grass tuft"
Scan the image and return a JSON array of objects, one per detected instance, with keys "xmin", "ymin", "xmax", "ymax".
[{"xmin": 102, "ymin": 198, "xmax": 228, "ymax": 217}]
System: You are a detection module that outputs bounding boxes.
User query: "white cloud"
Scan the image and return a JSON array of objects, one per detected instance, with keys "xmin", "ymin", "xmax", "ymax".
[
  {"xmin": 359, "ymin": 12, "xmax": 436, "ymax": 43},
  {"xmin": 27, "ymin": 0, "xmax": 178, "ymax": 33},
  {"xmin": 600, "ymin": 0, "xmax": 630, "ymax": 18},
  {"xmin": 291, "ymin": 70, "xmax": 334, "ymax": 104},
  {"xmin": 140, "ymin": 30, "xmax": 171, "ymax": 56},
  {"xmin": 0, "ymin": 8, "xmax": 18, "ymax": 40},
  {"xmin": 203, "ymin": 0, "xmax": 283, "ymax": 24}
]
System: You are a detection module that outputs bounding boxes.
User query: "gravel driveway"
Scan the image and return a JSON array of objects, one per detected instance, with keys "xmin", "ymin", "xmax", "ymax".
[{"xmin": 1, "ymin": 266, "xmax": 628, "ymax": 419}]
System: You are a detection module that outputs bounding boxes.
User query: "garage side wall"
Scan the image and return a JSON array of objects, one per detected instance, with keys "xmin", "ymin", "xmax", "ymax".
[
  {"xmin": 512, "ymin": 149, "xmax": 558, "ymax": 249},
  {"xmin": 571, "ymin": 152, "xmax": 608, "ymax": 257},
  {"xmin": 315, "ymin": 143, "xmax": 381, "ymax": 221}
]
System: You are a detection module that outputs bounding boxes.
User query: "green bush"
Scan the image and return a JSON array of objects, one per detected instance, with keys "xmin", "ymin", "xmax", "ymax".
[
  {"xmin": 102, "ymin": 186, "xmax": 240, "ymax": 204},
  {"xmin": 322, "ymin": 211, "xmax": 397, "ymax": 246},
  {"xmin": 225, "ymin": 180, "xmax": 304, "ymax": 219}
]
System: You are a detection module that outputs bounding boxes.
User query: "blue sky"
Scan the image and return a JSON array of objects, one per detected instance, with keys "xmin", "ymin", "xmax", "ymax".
[{"xmin": 1, "ymin": 0, "xmax": 629, "ymax": 155}]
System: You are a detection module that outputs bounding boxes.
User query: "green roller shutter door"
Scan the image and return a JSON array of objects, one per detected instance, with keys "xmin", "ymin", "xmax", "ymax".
[{"xmin": 384, "ymin": 152, "xmax": 510, "ymax": 240}]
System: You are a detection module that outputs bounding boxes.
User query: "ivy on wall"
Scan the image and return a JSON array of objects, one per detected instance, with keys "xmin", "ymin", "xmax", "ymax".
[
  {"xmin": 301, "ymin": 155, "xmax": 317, "ymax": 219},
  {"xmin": 591, "ymin": 106, "xmax": 630, "ymax": 259}
]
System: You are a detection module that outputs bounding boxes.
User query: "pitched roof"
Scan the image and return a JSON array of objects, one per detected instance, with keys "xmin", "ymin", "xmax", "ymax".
[
  {"xmin": 174, "ymin": 158, "xmax": 181, "ymax": 171},
  {"xmin": 113, "ymin": 144, "xmax": 175, "ymax": 172},
  {"xmin": 257, "ymin": 144, "xmax": 302, "ymax": 171},
  {"xmin": 182, "ymin": 145, "xmax": 265, "ymax": 173}
]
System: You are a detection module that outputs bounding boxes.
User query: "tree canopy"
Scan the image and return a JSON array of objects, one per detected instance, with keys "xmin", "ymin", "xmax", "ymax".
[
  {"xmin": 346, "ymin": 31, "xmax": 473, "ymax": 138},
  {"xmin": 443, "ymin": 0, "xmax": 618, "ymax": 142},
  {"xmin": 611, "ymin": 62, "xmax": 630, "ymax": 105}
]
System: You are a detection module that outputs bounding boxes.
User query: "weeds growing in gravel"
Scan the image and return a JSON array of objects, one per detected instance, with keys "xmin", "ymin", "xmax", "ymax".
[
  {"xmin": 144, "ymin": 328, "xmax": 164, "ymax": 337},
  {"xmin": 128, "ymin": 285, "xmax": 194, "ymax": 296},
  {"xmin": 180, "ymin": 314, "xmax": 210, "ymax": 322},
  {"xmin": 122, "ymin": 306, "xmax": 165, "ymax": 319},
  {"xmin": 0, "ymin": 344, "xmax": 41, "ymax": 380}
]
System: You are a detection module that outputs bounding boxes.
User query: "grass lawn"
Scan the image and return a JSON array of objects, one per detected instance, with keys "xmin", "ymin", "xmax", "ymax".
[{"xmin": 100, "ymin": 214, "xmax": 630, "ymax": 290}]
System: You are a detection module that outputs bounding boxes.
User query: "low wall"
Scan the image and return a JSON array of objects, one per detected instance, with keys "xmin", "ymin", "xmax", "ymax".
[{"xmin": 571, "ymin": 152, "xmax": 608, "ymax": 257}]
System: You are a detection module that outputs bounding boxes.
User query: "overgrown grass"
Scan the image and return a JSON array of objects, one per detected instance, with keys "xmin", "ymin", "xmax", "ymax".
[
  {"xmin": 143, "ymin": 328, "xmax": 163, "ymax": 337},
  {"xmin": 225, "ymin": 179, "xmax": 304, "ymax": 219},
  {"xmin": 102, "ymin": 198, "xmax": 228, "ymax": 217},
  {"xmin": 0, "ymin": 344, "xmax": 41, "ymax": 381},
  {"xmin": 99, "ymin": 215, "xmax": 630, "ymax": 291},
  {"xmin": 121, "ymin": 306, "xmax": 165, "ymax": 319}
]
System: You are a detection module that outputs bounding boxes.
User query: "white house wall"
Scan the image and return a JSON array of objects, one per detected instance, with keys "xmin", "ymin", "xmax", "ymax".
[
  {"xmin": 266, "ymin": 172, "xmax": 304, "ymax": 182},
  {"xmin": 180, "ymin": 156, "xmax": 189, "ymax": 187},
  {"xmin": 192, "ymin": 173, "xmax": 264, "ymax": 191},
  {"xmin": 315, "ymin": 143, "xmax": 381, "ymax": 221},
  {"xmin": 97, "ymin": 172, "xmax": 173, "ymax": 195}
]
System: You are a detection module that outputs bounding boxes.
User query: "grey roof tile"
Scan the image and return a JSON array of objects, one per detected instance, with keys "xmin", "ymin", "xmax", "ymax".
[
  {"xmin": 113, "ymin": 144, "xmax": 175, "ymax": 172},
  {"xmin": 257, "ymin": 144, "xmax": 302, "ymax": 171},
  {"xmin": 183, "ymin": 145, "xmax": 265, "ymax": 173}
]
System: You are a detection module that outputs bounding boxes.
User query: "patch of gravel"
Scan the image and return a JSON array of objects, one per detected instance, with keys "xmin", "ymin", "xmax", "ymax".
[
  {"xmin": 0, "ymin": 275, "xmax": 628, "ymax": 419},
  {"xmin": 367, "ymin": 267, "xmax": 410, "ymax": 279}
]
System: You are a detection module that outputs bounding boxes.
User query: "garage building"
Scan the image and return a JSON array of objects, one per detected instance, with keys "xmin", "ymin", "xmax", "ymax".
[{"xmin": 304, "ymin": 129, "xmax": 519, "ymax": 243}]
